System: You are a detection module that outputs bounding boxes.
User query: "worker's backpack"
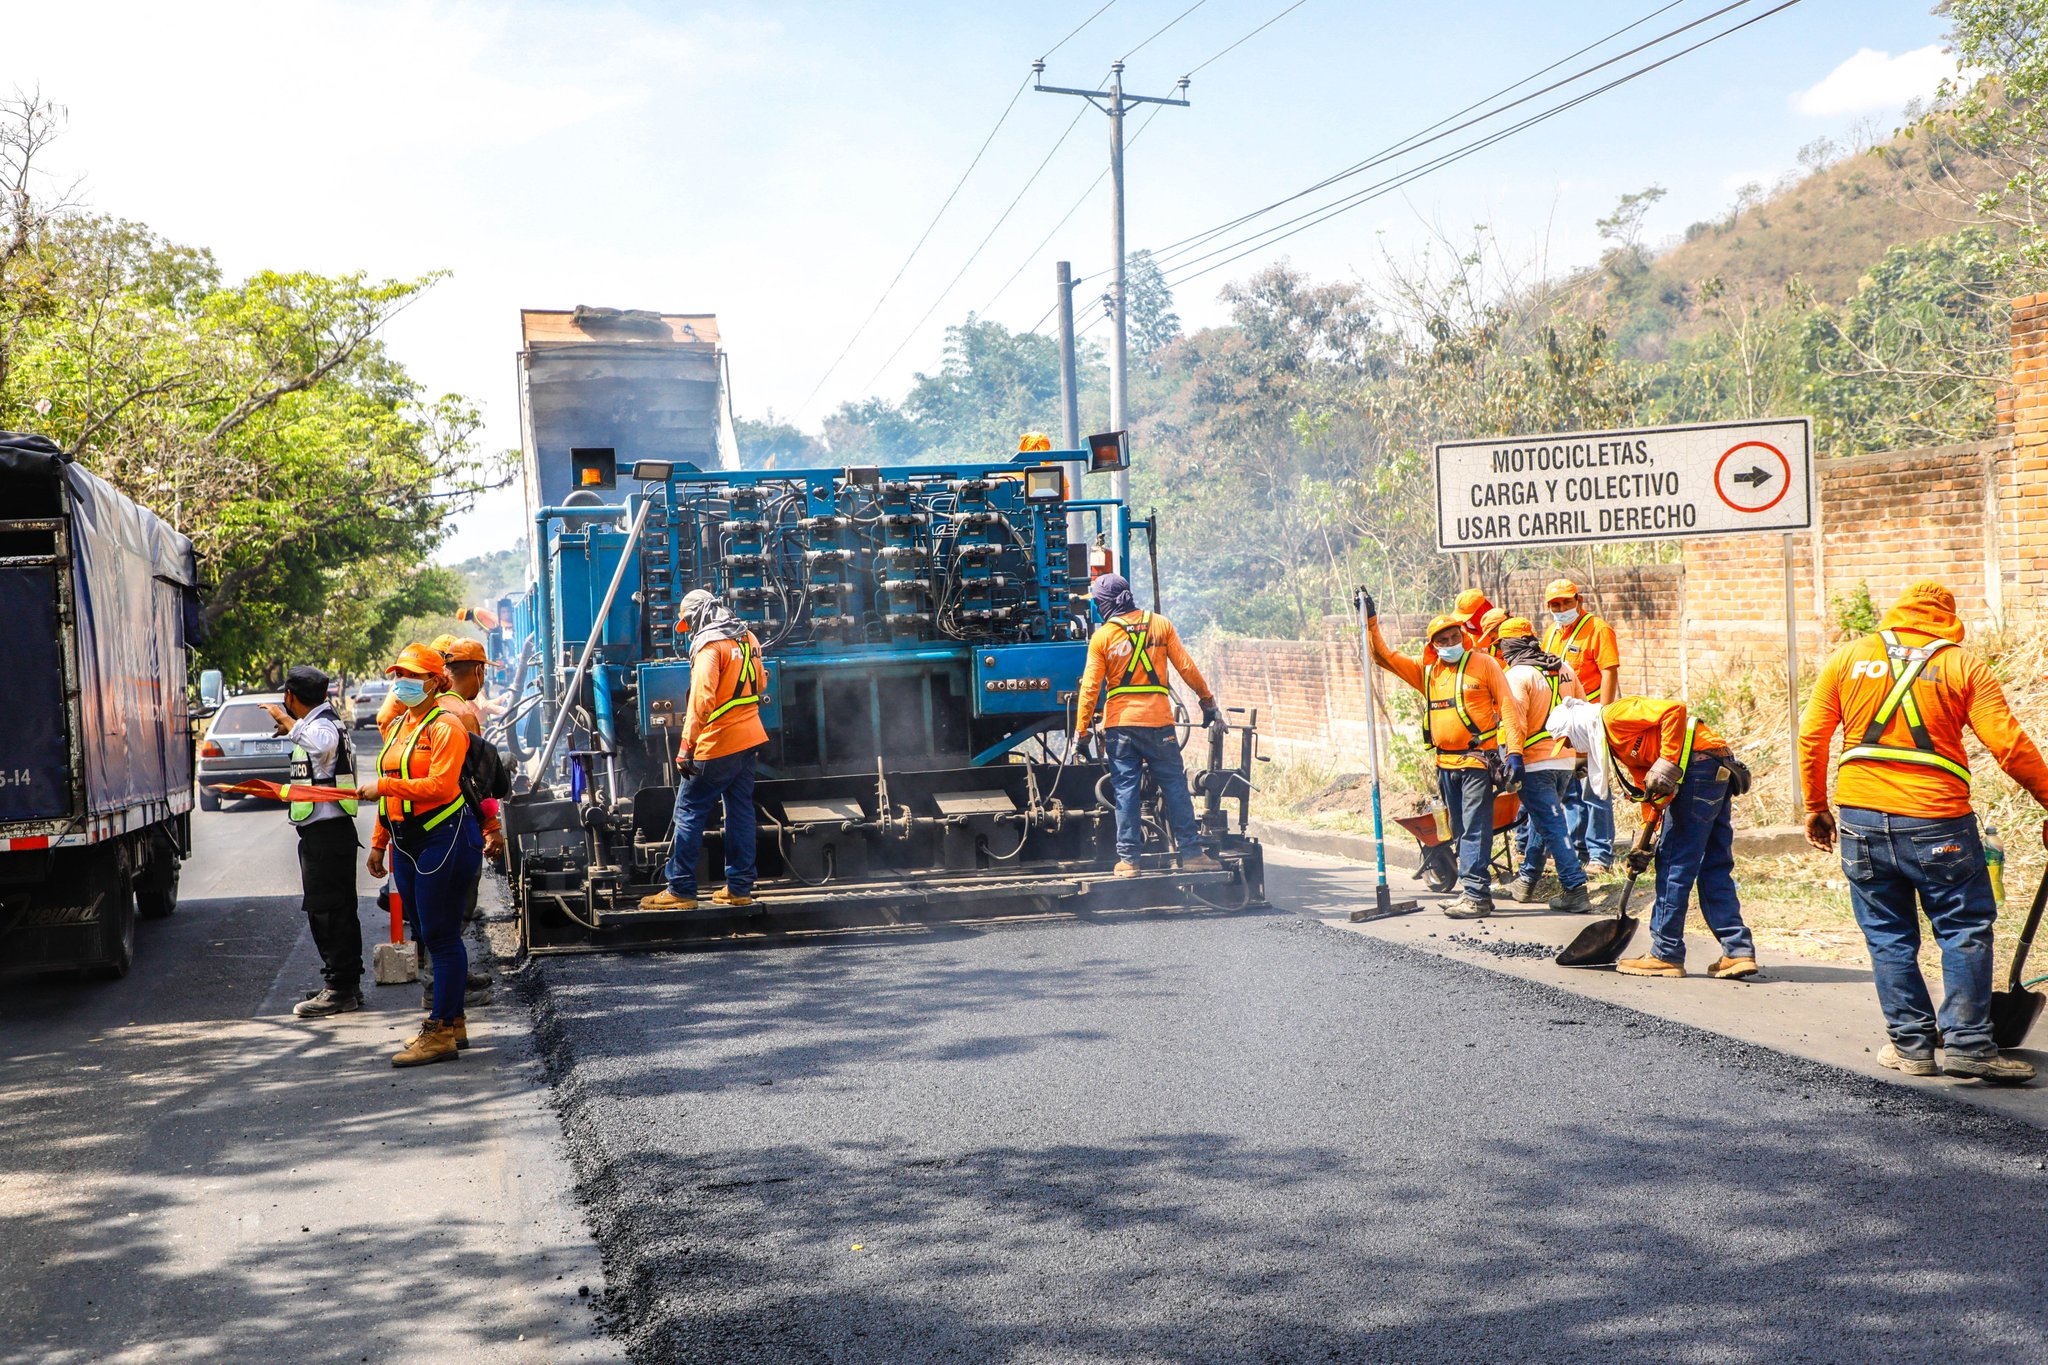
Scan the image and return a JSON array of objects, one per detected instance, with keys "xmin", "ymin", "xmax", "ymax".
[{"xmin": 457, "ymin": 728, "xmax": 511, "ymax": 813}]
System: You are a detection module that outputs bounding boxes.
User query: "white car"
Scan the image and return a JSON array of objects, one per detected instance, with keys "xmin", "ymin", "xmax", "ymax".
[{"xmin": 196, "ymin": 694, "xmax": 293, "ymax": 810}]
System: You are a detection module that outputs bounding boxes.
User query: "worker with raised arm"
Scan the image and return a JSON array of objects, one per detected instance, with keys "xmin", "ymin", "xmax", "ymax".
[
  {"xmin": 1801, "ymin": 579, "xmax": 2046, "ymax": 1085},
  {"xmin": 642, "ymin": 590, "xmax": 769, "ymax": 913},
  {"xmin": 1495, "ymin": 618, "xmax": 1589, "ymax": 912},
  {"xmin": 1542, "ymin": 579, "xmax": 1622, "ymax": 875},
  {"xmin": 1578, "ymin": 695, "xmax": 1757, "ymax": 981},
  {"xmin": 1073, "ymin": 573, "xmax": 1223, "ymax": 876},
  {"xmin": 1361, "ymin": 592, "xmax": 1524, "ymax": 919}
]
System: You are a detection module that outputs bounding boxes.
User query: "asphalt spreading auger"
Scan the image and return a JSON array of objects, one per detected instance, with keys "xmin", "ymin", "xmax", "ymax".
[{"xmin": 489, "ymin": 430, "xmax": 1266, "ymax": 953}]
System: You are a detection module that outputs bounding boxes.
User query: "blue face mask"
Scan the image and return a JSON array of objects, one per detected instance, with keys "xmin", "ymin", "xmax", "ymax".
[
  {"xmin": 1550, "ymin": 607, "xmax": 1580, "ymax": 628},
  {"xmin": 1435, "ymin": 642, "xmax": 1467, "ymax": 664},
  {"xmin": 390, "ymin": 677, "xmax": 429, "ymax": 707}
]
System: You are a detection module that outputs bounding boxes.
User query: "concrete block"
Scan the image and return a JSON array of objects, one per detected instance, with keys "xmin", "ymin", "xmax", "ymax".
[{"xmin": 374, "ymin": 940, "xmax": 421, "ymax": 985}]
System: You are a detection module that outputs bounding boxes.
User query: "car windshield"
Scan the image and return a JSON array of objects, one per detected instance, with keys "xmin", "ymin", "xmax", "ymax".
[
  {"xmin": 209, "ymin": 703, "xmax": 280, "ymax": 737},
  {"xmin": 356, "ymin": 681, "xmax": 389, "ymax": 697}
]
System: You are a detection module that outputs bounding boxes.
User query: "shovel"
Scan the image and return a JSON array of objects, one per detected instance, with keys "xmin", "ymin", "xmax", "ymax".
[
  {"xmin": 1556, "ymin": 810, "xmax": 1661, "ymax": 969},
  {"xmin": 1348, "ymin": 590, "xmax": 1421, "ymax": 924},
  {"xmin": 1990, "ymin": 868, "xmax": 2048, "ymax": 1049}
]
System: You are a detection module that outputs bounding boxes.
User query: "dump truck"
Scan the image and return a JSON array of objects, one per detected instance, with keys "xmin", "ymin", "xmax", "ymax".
[{"xmin": 0, "ymin": 432, "xmax": 199, "ymax": 978}]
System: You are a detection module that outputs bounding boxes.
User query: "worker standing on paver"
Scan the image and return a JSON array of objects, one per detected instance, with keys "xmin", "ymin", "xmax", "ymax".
[
  {"xmin": 1497, "ymin": 620, "xmax": 1589, "ymax": 912},
  {"xmin": 1800, "ymin": 579, "xmax": 2044, "ymax": 1085},
  {"xmin": 1074, "ymin": 573, "xmax": 1224, "ymax": 876},
  {"xmin": 1362, "ymin": 592, "xmax": 1524, "ymax": 919},
  {"xmin": 262, "ymin": 666, "xmax": 363, "ymax": 1019},
  {"xmin": 641, "ymin": 590, "xmax": 770, "ymax": 912},
  {"xmin": 1542, "ymin": 580, "xmax": 1622, "ymax": 875}
]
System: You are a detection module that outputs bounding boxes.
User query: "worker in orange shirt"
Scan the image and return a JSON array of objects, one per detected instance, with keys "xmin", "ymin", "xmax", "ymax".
[
  {"xmin": 1496, "ymin": 618, "xmax": 1589, "ymax": 911},
  {"xmin": 356, "ymin": 643, "xmax": 483, "ymax": 1067},
  {"xmin": 1542, "ymin": 579, "xmax": 1622, "ymax": 874},
  {"xmin": 1800, "ymin": 580, "xmax": 2044, "ymax": 1085},
  {"xmin": 1074, "ymin": 573, "xmax": 1223, "ymax": 875},
  {"xmin": 1362, "ymin": 591, "xmax": 1525, "ymax": 918},
  {"xmin": 641, "ymin": 590, "xmax": 769, "ymax": 912}
]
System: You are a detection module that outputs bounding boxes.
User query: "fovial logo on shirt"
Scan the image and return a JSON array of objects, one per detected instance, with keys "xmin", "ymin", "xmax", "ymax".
[{"xmin": 1849, "ymin": 660, "xmax": 1891, "ymax": 680}]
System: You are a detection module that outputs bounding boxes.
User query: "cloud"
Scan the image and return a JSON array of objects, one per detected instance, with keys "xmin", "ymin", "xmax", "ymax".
[{"xmin": 1793, "ymin": 45, "xmax": 1952, "ymax": 116}]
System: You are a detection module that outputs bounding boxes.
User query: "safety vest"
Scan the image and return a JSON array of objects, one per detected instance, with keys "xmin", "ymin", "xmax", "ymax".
[
  {"xmin": 1841, "ymin": 631, "xmax": 1971, "ymax": 784},
  {"xmin": 1107, "ymin": 613, "xmax": 1169, "ymax": 699},
  {"xmin": 1520, "ymin": 671, "xmax": 1567, "ymax": 749},
  {"xmin": 376, "ymin": 705, "xmax": 465, "ymax": 837},
  {"xmin": 706, "ymin": 637, "xmax": 765, "ymax": 721},
  {"xmin": 1543, "ymin": 614, "xmax": 1594, "ymax": 663},
  {"xmin": 285, "ymin": 703, "xmax": 357, "ymax": 823},
  {"xmin": 1422, "ymin": 653, "xmax": 1498, "ymax": 753},
  {"xmin": 1609, "ymin": 717, "xmax": 1699, "ymax": 805}
]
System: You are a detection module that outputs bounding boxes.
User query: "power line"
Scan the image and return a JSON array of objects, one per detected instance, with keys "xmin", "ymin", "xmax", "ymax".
[
  {"xmin": 1041, "ymin": 0, "xmax": 1124, "ymax": 62},
  {"xmin": 1160, "ymin": 0, "xmax": 1808, "ymax": 290},
  {"xmin": 1122, "ymin": 0, "xmax": 1209, "ymax": 62},
  {"xmin": 797, "ymin": 72, "xmax": 1032, "ymax": 413},
  {"xmin": 1150, "ymin": 0, "xmax": 1710, "ymax": 270},
  {"xmin": 1182, "ymin": 0, "xmax": 1311, "ymax": 79}
]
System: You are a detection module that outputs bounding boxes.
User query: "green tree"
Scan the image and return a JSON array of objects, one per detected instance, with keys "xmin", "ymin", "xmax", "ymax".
[
  {"xmin": 1125, "ymin": 249, "xmax": 1181, "ymax": 369},
  {"xmin": 1928, "ymin": 0, "xmax": 2048, "ymax": 281},
  {"xmin": 735, "ymin": 411, "xmax": 826, "ymax": 467}
]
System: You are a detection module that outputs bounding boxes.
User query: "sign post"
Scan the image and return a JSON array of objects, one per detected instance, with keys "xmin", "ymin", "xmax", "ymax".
[{"xmin": 1434, "ymin": 417, "xmax": 1815, "ymax": 816}]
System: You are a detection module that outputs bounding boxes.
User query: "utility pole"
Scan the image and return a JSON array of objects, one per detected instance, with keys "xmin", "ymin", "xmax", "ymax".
[
  {"xmin": 1034, "ymin": 60, "xmax": 1189, "ymax": 506},
  {"xmin": 1055, "ymin": 260, "xmax": 1083, "ymax": 549}
]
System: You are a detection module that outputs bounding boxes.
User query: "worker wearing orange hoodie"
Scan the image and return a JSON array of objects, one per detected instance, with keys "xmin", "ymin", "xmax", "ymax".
[
  {"xmin": 1800, "ymin": 580, "xmax": 2046, "ymax": 1085},
  {"xmin": 1362, "ymin": 591, "xmax": 1524, "ymax": 918},
  {"xmin": 1590, "ymin": 695, "xmax": 1758, "ymax": 981},
  {"xmin": 1455, "ymin": 588, "xmax": 1495, "ymax": 654},
  {"xmin": 642, "ymin": 590, "xmax": 770, "ymax": 913}
]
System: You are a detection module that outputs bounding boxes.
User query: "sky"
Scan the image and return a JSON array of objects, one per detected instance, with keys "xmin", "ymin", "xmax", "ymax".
[{"xmin": 7, "ymin": 0, "xmax": 1954, "ymax": 561}]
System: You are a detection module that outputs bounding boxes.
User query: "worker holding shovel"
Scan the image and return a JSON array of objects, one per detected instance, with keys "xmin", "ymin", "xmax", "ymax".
[{"xmin": 1800, "ymin": 580, "xmax": 2047, "ymax": 1085}]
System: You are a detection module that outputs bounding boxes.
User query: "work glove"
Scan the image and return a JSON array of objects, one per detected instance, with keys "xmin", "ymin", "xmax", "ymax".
[
  {"xmin": 1804, "ymin": 809, "xmax": 1836, "ymax": 854},
  {"xmin": 1352, "ymin": 588, "xmax": 1377, "ymax": 620},
  {"xmin": 1200, "ymin": 698, "xmax": 1223, "ymax": 729},
  {"xmin": 1502, "ymin": 752, "xmax": 1525, "ymax": 785},
  {"xmin": 1643, "ymin": 758, "xmax": 1683, "ymax": 799},
  {"xmin": 1625, "ymin": 846, "xmax": 1654, "ymax": 877},
  {"xmin": 679, "ymin": 755, "xmax": 701, "ymax": 780}
]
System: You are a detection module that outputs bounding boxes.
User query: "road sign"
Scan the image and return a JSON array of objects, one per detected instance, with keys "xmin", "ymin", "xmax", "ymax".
[{"xmin": 1434, "ymin": 417, "xmax": 1813, "ymax": 551}]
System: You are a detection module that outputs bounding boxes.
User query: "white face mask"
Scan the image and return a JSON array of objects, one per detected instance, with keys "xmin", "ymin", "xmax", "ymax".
[
  {"xmin": 1549, "ymin": 607, "xmax": 1580, "ymax": 628},
  {"xmin": 1435, "ymin": 642, "xmax": 1467, "ymax": 664}
]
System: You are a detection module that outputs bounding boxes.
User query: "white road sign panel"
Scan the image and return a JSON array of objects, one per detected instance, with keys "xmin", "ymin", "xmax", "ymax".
[{"xmin": 1434, "ymin": 417, "xmax": 1812, "ymax": 551}]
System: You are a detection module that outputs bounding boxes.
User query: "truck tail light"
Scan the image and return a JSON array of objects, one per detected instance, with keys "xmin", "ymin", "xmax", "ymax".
[{"xmin": 200, "ymin": 740, "xmax": 224, "ymax": 758}]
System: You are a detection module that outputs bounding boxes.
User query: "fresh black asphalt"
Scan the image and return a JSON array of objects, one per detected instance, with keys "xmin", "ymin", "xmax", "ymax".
[{"xmin": 527, "ymin": 896, "xmax": 2048, "ymax": 1364}]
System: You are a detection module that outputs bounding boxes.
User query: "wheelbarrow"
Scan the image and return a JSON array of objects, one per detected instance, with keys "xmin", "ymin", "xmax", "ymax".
[{"xmin": 1393, "ymin": 790, "xmax": 1523, "ymax": 893}]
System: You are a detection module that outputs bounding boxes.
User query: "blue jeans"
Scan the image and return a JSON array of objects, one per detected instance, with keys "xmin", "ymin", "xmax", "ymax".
[
  {"xmin": 389, "ymin": 810, "xmax": 483, "ymax": 1022},
  {"xmin": 664, "ymin": 748, "xmax": 760, "ymax": 898},
  {"xmin": 1647, "ymin": 756, "xmax": 1752, "ymax": 965},
  {"xmin": 1514, "ymin": 768, "xmax": 1586, "ymax": 890},
  {"xmin": 1837, "ymin": 807, "xmax": 1997, "ymax": 1056},
  {"xmin": 1566, "ymin": 774, "xmax": 1615, "ymax": 865},
  {"xmin": 1108, "ymin": 726, "xmax": 1204, "ymax": 860},
  {"xmin": 1437, "ymin": 765, "xmax": 1495, "ymax": 898}
]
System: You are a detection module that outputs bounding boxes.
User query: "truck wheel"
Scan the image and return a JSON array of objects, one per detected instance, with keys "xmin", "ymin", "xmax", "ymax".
[
  {"xmin": 92, "ymin": 881, "xmax": 137, "ymax": 980},
  {"xmin": 198, "ymin": 785, "xmax": 221, "ymax": 812}
]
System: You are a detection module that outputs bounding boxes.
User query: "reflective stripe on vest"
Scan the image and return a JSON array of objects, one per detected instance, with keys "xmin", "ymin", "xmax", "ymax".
[
  {"xmin": 286, "ymin": 705, "xmax": 357, "ymax": 823},
  {"xmin": 376, "ymin": 705, "xmax": 464, "ymax": 833},
  {"xmin": 1422, "ymin": 653, "xmax": 1498, "ymax": 753},
  {"xmin": 1609, "ymin": 717, "xmax": 1698, "ymax": 804},
  {"xmin": 1841, "ymin": 631, "xmax": 1971, "ymax": 784},
  {"xmin": 1543, "ymin": 614, "xmax": 1594, "ymax": 667},
  {"xmin": 1107, "ymin": 613, "xmax": 1169, "ymax": 698},
  {"xmin": 706, "ymin": 638, "xmax": 765, "ymax": 721},
  {"xmin": 1522, "ymin": 672, "xmax": 1566, "ymax": 749}
]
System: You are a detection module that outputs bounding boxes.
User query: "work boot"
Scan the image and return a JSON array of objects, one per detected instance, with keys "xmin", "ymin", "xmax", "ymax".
[
  {"xmin": 1878, "ymin": 1042, "xmax": 1938, "ymax": 1077},
  {"xmin": 392, "ymin": 1019, "xmax": 460, "ymax": 1068},
  {"xmin": 1181, "ymin": 852, "xmax": 1224, "ymax": 872},
  {"xmin": 1547, "ymin": 883, "xmax": 1593, "ymax": 915},
  {"xmin": 1583, "ymin": 861, "xmax": 1612, "ymax": 877},
  {"xmin": 711, "ymin": 888, "xmax": 757, "ymax": 907},
  {"xmin": 1113, "ymin": 860, "xmax": 1141, "ymax": 878},
  {"xmin": 466, "ymin": 968, "xmax": 493, "ymax": 1006},
  {"xmin": 1616, "ymin": 955, "xmax": 1686, "ymax": 978},
  {"xmin": 1507, "ymin": 874, "xmax": 1541, "ymax": 904},
  {"xmin": 1944, "ymin": 1050, "xmax": 2036, "ymax": 1085},
  {"xmin": 1444, "ymin": 893, "xmax": 1492, "ymax": 919},
  {"xmin": 1708, "ymin": 955, "xmax": 1760, "ymax": 980},
  {"xmin": 638, "ymin": 889, "xmax": 698, "ymax": 911},
  {"xmin": 293, "ymin": 987, "xmax": 362, "ymax": 1019},
  {"xmin": 449, "ymin": 1015, "xmax": 470, "ymax": 1051}
]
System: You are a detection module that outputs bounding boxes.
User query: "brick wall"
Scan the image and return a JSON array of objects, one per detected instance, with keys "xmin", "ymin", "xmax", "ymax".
[{"xmin": 1207, "ymin": 293, "xmax": 2048, "ymax": 768}]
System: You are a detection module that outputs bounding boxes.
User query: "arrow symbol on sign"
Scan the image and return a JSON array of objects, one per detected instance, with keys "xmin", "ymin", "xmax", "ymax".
[{"xmin": 1732, "ymin": 465, "xmax": 1774, "ymax": 489}]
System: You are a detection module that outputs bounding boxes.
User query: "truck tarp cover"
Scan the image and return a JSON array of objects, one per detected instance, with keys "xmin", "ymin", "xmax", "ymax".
[{"xmin": 0, "ymin": 432, "xmax": 198, "ymax": 825}]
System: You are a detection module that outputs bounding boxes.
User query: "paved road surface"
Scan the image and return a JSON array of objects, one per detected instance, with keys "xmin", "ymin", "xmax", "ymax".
[
  {"xmin": 0, "ymin": 791, "xmax": 615, "ymax": 1365},
  {"xmin": 532, "ymin": 857, "xmax": 2048, "ymax": 1364}
]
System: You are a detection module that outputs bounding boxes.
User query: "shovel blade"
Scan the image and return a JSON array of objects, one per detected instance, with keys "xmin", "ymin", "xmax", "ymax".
[
  {"xmin": 1989, "ymin": 985, "xmax": 2045, "ymax": 1050},
  {"xmin": 1556, "ymin": 911, "xmax": 1638, "ymax": 969}
]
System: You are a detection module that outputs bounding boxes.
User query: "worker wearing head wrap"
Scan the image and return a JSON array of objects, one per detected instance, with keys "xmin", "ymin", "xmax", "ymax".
[
  {"xmin": 1359, "ymin": 590, "xmax": 1525, "ymax": 918},
  {"xmin": 1473, "ymin": 607, "xmax": 1508, "ymax": 658},
  {"xmin": 1073, "ymin": 573, "xmax": 1224, "ymax": 876},
  {"xmin": 641, "ymin": 589, "xmax": 769, "ymax": 914},
  {"xmin": 1495, "ymin": 618, "xmax": 1590, "ymax": 913},
  {"xmin": 358, "ymin": 643, "xmax": 483, "ymax": 1067},
  {"xmin": 1542, "ymin": 579, "xmax": 1623, "ymax": 875},
  {"xmin": 1800, "ymin": 580, "xmax": 2048, "ymax": 1084},
  {"xmin": 1454, "ymin": 589, "xmax": 1494, "ymax": 653}
]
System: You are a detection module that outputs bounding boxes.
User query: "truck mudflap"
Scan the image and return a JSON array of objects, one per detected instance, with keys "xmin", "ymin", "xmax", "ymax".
[{"xmin": 521, "ymin": 838, "xmax": 1266, "ymax": 954}]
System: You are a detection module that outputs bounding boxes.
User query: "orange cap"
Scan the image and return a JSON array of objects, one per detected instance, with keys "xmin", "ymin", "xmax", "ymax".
[
  {"xmin": 442, "ymin": 638, "xmax": 495, "ymax": 665},
  {"xmin": 427, "ymin": 633, "xmax": 461, "ymax": 654},
  {"xmin": 1544, "ymin": 578, "xmax": 1581, "ymax": 606},
  {"xmin": 1499, "ymin": 616, "xmax": 1537, "ymax": 639},
  {"xmin": 1425, "ymin": 613, "xmax": 1467, "ymax": 643},
  {"xmin": 386, "ymin": 642, "xmax": 449, "ymax": 680},
  {"xmin": 1454, "ymin": 588, "xmax": 1493, "ymax": 622}
]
